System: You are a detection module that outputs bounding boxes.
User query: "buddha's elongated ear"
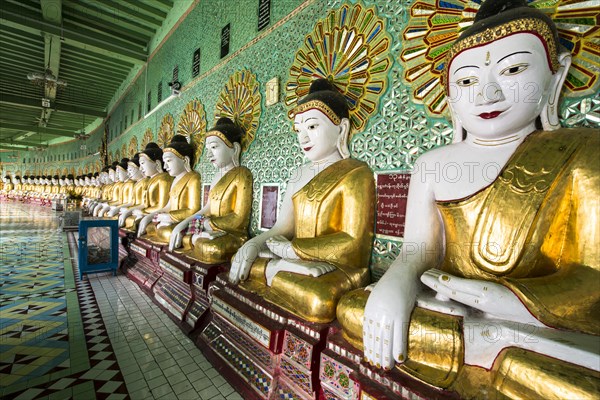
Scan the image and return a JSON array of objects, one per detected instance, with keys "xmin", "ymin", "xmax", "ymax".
[
  {"xmin": 184, "ymin": 156, "xmax": 192, "ymax": 172},
  {"xmin": 447, "ymin": 100, "xmax": 465, "ymax": 143},
  {"xmin": 155, "ymin": 160, "xmax": 163, "ymax": 173},
  {"xmin": 541, "ymin": 50, "xmax": 571, "ymax": 131},
  {"xmin": 232, "ymin": 142, "xmax": 241, "ymax": 167},
  {"xmin": 337, "ymin": 118, "xmax": 351, "ymax": 159}
]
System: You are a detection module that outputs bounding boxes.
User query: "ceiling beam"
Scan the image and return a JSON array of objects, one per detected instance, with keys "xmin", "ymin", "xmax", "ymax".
[
  {"xmin": 1, "ymin": 93, "xmax": 107, "ymax": 118},
  {"xmin": 0, "ymin": 122, "xmax": 75, "ymax": 138},
  {"xmin": 40, "ymin": 0, "xmax": 63, "ymax": 129},
  {"xmin": 0, "ymin": 9, "xmax": 147, "ymax": 65},
  {"xmin": 92, "ymin": 0, "xmax": 163, "ymax": 27},
  {"xmin": 0, "ymin": 139, "xmax": 48, "ymax": 147},
  {"xmin": 0, "ymin": 144, "xmax": 30, "ymax": 151}
]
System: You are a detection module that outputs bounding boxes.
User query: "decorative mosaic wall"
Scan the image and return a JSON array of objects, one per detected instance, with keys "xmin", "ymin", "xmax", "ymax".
[{"xmin": 4, "ymin": 0, "xmax": 599, "ymax": 279}]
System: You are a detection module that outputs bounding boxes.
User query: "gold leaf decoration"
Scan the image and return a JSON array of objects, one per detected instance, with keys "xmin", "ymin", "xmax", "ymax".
[
  {"xmin": 157, "ymin": 114, "xmax": 175, "ymax": 148},
  {"xmin": 285, "ymin": 1, "xmax": 392, "ymax": 133},
  {"xmin": 399, "ymin": 0, "xmax": 600, "ymax": 117},
  {"xmin": 128, "ymin": 136, "xmax": 138, "ymax": 158},
  {"xmin": 215, "ymin": 69, "xmax": 261, "ymax": 151},
  {"xmin": 141, "ymin": 128, "xmax": 154, "ymax": 149},
  {"xmin": 177, "ymin": 99, "xmax": 207, "ymax": 167}
]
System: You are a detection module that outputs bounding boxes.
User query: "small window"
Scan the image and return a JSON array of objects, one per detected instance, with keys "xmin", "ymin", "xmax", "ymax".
[
  {"xmin": 138, "ymin": 102, "xmax": 142, "ymax": 120},
  {"xmin": 157, "ymin": 81, "xmax": 163, "ymax": 103},
  {"xmin": 147, "ymin": 91, "xmax": 151, "ymax": 113},
  {"xmin": 192, "ymin": 48, "xmax": 200, "ymax": 78}
]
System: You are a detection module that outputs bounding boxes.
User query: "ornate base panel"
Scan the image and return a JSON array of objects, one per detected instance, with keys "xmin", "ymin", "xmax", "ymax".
[
  {"xmin": 324, "ymin": 330, "xmax": 458, "ymax": 400},
  {"xmin": 279, "ymin": 328, "xmax": 328, "ymax": 398},
  {"xmin": 152, "ymin": 272, "xmax": 193, "ymax": 322},
  {"xmin": 200, "ymin": 319, "xmax": 278, "ymax": 399},
  {"xmin": 276, "ymin": 376, "xmax": 316, "ymax": 400},
  {"xmin": 320, "ymin": 351, "xmax": 360, "ymax": 399},
  {"xmin": 185, "ymin": 288, "xmax": 209, "ymax": 329},
  {"xmin": 125, "ymin": 258, "xmax": 156, "ymax": 289}
]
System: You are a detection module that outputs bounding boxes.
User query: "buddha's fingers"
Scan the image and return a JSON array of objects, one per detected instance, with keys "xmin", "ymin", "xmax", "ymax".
[
  {"xmin": 422, "ymin": 269, "xmax": 482, "ymax": 297},
  {"xmin": 391, "ymin": 319, "xmax": 406, "ymax": 366},
  {"xmin": 363, "ymin": 317, "xmax": 376, "ymax": 364},
  {"xmin": 421, "ymin": 270, "xmax": 481, "ymax": 306},
  {"xmin": 380, "ymin": 318, "xmax": 394, "ymax": 369}
]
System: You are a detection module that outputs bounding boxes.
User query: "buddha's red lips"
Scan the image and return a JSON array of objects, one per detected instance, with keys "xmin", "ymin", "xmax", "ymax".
[
  {"xmin": 478, "ymin": 111, "xmax": 504, "ymax": 119},
  {"xmin": 303, "ymin": 146, "xmax": 313, "ymax": 152}
]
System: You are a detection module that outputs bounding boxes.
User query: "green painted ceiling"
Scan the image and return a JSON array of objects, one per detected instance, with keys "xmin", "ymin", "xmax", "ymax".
[{"xmin": 0, "ymin": 0, "xmax": 174, "ymax": 150}]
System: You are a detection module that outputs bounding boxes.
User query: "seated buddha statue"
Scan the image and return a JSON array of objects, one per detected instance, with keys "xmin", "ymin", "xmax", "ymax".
[
  {"xmin": 88, "ymin": 170, "xmax": 107, "ymax": 210},
  {"xmin": 122, "ymin": 143, "xmax": 173, "ymax": 232},
  {"xmin": 139, "ymin": 135, "xmax": 201, "ymax": 245},
  {"xmin": 115, "ymin": 153, "xmax": 147, "ymax": 225},
  {"xmin": 58, "ymin": 176, "xmax": 67, "ymax": 196},
  {"xmin": 50, "ymin": 175, "xmax": 60, "ymax": 198},
  {"xmin": 95, "ymin": 162, "xmax": 119, "ymax": 217},
  {"xmin": 11, "ymin": 176, "xmax": 22, "ymax": 195},
  {"xmin": 169, "ymin": 117, "xmax": 253, "ymax": 265},
  {"xmin": 337, "ymin": 1, "xmax": 599, "ymax": 398},
  {"xmin": 229, "ymin": 79, "xmax": 375, "ymax": 324},
  {"xmin": 107, "ymin": 158, "xmax": 137, "ymax": 218},
  {"xmin": 101, "ymin": 159, "xmax": 129, "ymax": 216},
  {"xmin": 1, "ymin": 175, "xmax": 13, "ymax": 194}
]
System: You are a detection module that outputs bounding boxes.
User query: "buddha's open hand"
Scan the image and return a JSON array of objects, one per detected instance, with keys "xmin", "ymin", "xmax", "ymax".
[
  {"xmin": 421, "ymin": 269, "xmax": 545, "ymax": 327},
  {"xmin": 363, "ymin": 269, "xmax": 418, "ymax": 370},
  {"xmin": 266, "ymin": 235, "xmax": 300, "ymax": 260},
  {"xmin": 155, "ymin": 212, "xmax": 173, "ymax": 228},
  {"xmin": 229, "ymin": 239, "xmax": 261, "ymax": 284},
  {"xmin": 137, "ymin": 214, "xmax": 153, "ymax": 237},
  {"xmin": 264, "ymin": 259, "xmax": 335, "ymax": 286}
]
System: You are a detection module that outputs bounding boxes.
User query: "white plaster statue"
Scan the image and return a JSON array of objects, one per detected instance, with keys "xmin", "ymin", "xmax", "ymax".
[{"xmin": 169, "ymin": 134, "xmax": 241, "ymax": 250}]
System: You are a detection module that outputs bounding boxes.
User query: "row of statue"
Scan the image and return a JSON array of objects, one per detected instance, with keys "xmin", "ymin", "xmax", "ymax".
[
  {"xmin": 0, "ymin": 174, "xmax": 96, "ymax": 199},
  {"xmin": 2, "ymin": 1, "xmax": 597, "ymax": 397}
]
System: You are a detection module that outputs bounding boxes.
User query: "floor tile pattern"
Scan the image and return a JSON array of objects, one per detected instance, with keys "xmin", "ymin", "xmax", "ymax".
[
  {"xmin": 0, "ymin": 202, "xmax": 241, "ymax": 400},
  {"xmin": 0, "ymin": 202, "xmax": 127, "ymax": 399}
]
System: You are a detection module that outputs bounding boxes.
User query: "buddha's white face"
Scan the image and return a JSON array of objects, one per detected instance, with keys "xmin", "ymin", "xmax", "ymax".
[
  {"xmin": 13, "ymin": 177, "xmax": 20, "ymax": 184},
  {"xmin": 139, "ymin": 156, "xmax": 158, "ymax": 177},
  {"xmin": 293, "ymin": 109, "xmax": 340, "ymax": 162},
  {"xmin": 52, "ymin": 178, "xmax": 57, "ymax": 185},
  {"xmin": 206, "ymin": 136, "xmax": 236, "ymax": 168},
  {"xmin": 117, "ymin": 167, "xmax": 128, "ymax": 182},
  {"xmin": 108, "ymin": 170, "xmax": 115, "ymax": 182},
  {"xmin": 127, "ymin": 164, "xmax": 140, "ymax": 180},
  {"xmin": 163, "ymin": 152, "xmax": 186, "ymax": 177},
  {"xmin": 447, "ymin": 33, "xmax": 555, "ymax": 139},
  {"xmin": 84, "ymin": 178, "xmax": 90, "ymax": 185}
]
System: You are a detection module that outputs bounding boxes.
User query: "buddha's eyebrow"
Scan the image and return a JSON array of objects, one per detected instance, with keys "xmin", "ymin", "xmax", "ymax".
[
  {"xmin": 453, "ymin": 65, "xmax": 478, "ymax": 75},
  {"xmin": 294, "ymin": 117, "xmax": 317, "ymax": 125},
  {"xmin": 497, "ymin": 51, "xmax": 531, "ymax": 64}
]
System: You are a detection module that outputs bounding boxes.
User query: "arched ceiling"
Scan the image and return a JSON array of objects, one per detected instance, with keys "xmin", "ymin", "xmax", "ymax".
[{"xmin": 0, "ymin": 0, "xmax": 174, "ymax": 151}]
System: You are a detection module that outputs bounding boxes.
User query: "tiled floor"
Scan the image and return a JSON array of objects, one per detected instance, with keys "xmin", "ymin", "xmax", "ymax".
[
  {"xmin": 87, "ymin": 273, "xmax": 239, "ymax": 400},
  {"xmin": 0, "ymin": 201, "xmax": 240, "ymax": 400}
]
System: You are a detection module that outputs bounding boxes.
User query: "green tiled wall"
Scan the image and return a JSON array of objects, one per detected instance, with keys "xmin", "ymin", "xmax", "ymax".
[{"xmin": 4, "ymin": 0, "xmax": 598, "ymax": 278}]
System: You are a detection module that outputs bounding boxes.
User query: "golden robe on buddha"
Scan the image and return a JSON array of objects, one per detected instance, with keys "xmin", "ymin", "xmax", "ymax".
[
  {"xmin": 181, "ymin": 166, "xmax": 253, "ymax": 264},
  {"xmin": 108, "ymin": 182, "xmax": 124, "ymax": 206},
  {"xmin": 144, "ymin": 171, "xmax": 201, "ymax": 244},
  {"xmin": 338, "ymin": 128, "xmax": 600, "ymax": 398},
  {"xmin": 123, "ymin": 173, "xmax": 172, "ymax": 231},
  {"xmin": 242, "ymin": 158, "xmax": 375, "ymax": 323}
]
